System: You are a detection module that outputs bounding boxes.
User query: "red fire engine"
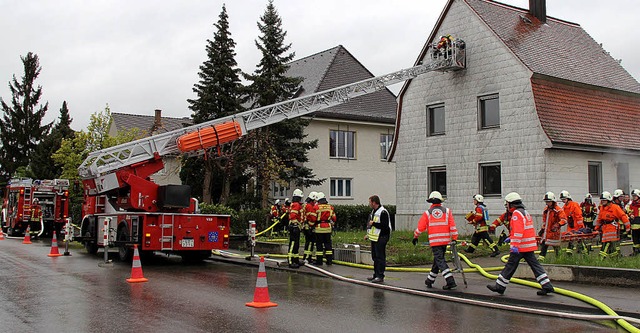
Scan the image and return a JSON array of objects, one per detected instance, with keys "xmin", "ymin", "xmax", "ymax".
[{"xmin": 2, "ymin": 178, "xmax": 69, "ymax": 237}]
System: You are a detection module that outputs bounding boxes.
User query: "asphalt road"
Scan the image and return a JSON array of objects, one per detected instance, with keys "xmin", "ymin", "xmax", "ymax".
[{"xmin": 0, "ymin": 238, "xmax": 623, "ymax": 333}]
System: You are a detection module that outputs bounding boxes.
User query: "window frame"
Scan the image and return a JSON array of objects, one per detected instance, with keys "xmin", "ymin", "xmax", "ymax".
[
  {"xmin": 379, "ymin": 133, "xmax": 393, "ymax": 160},
  {"xmin": 330, "ymin": 178, "xmax": 353, "ymax": 198},
  {"xmin": 329, "ymin": 129, "xmax": 356, "ymax": 159},
  {"xmin": 428, "ymin": 166, "xmax": 447, "ymax": 197},
  {"xmin": 427, "ymin": 104, "xmax": 445, "ymax": 136},
  {"xmin": 588, "ymin": 161, "xmax": 603, "ymax": 195},
  {"xmin": 479, "ymin": 162, "xmax": 502, "ymax": 197},
  {"xmin": 478, "ymin": 94, "xmax": 500, "ymax": 130}
]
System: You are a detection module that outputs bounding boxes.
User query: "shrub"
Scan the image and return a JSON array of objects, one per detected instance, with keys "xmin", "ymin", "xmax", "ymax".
[{"xmin": 333, "ymin": 204, "xmax": 396, "ymax": 231}]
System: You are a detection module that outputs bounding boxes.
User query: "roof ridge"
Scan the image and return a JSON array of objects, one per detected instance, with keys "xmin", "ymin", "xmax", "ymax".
[
  {"xmin": 314, "ymin": 45, "xmax": 347, "ymax": 92},
  {"xmin": 290, "ymin": 45, "xmax": 341, "ymax": 65},
  {"xmin": 473, "ymin": 0, "xmax": 580, "ymax": 27},
  {"xmin": 111, "ymin": 112, "xmax": 190, "ymax": 120}
]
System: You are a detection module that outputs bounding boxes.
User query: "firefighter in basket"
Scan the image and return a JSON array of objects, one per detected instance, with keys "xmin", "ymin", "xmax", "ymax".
[
  {"xmin": 538, "ymin": 192, "xmax": 567, "ymax": 262},
  {"xmin": 464, "ymin": 194, "xmax": 500, "ymax": 257}
]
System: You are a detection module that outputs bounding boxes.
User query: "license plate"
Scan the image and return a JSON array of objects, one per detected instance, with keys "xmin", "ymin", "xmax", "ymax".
[{"xmin": 180, "ymin": 238, "xmax": 194, "ymax": 248}]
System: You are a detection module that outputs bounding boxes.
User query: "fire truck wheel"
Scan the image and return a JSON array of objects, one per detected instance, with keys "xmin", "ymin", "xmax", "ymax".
[
  {"xmin": 117, "ymin": 227, "xmax": 133, "ymax": 262},
  {"xmin": 84, "ymin": 232, "xmax": 99, "ymax": 254}
]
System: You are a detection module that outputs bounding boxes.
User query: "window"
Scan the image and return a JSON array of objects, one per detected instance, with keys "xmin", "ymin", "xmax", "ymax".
[
  {"xmin": 330, "ymin": 130, "xmax": 355, "ymax": 159},
  {"xmin": 588, "ymin": 161, "xmax": 602, "ymax": 195},
  {"xmin": 380, "ymin": 134, "xmax": 393, "ymax": 160},
  {"xmin": 617, "ymin": 162, "xmax": 629, "ymax": 193},
  {"xmin": 271, "ymin": 181, "xmax": 290, "ymax": 198},
  {"xmin": 330, "ymin": 178, "xmax": 352, "ymax": 197},
  {"xmin": 479, "ymin": 94, "xmax": 500, "ymax": 129},
  {"xmin": 428, "ymin": 167, "xmax": 447, "ymax": 196},
  {"xmin": 479, "ymin": 162, "xmax": 501, "ymax": 196},
  {"xmin": 427, "ymin": 104, "xmax": 445, "ymax": 136}
]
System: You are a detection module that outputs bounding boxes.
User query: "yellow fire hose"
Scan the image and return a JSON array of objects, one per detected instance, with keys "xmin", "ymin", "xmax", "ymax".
[{"xmin": 255, "ymin": 220, "xmax": 281, "ymax": 237}]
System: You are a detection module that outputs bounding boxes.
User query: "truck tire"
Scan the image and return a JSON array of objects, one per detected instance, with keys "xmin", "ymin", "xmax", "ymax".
[
  {"xmin": 84, "ymin": 232, "xmax": 99, "ymax": 255},
  {"xmin": 117, "ymin": 226, "xmax": 133, "ymax": 262}
]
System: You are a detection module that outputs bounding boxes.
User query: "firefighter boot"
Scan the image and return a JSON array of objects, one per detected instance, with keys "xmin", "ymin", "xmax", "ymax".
[
  {"xmin": 464, "ymin": 245, "xmax": 475, "ymax": 254},
  {"xmin": 487, "ymin": 284, "xmax": 505, "ymax": 295},
  {"xmin": 490, "ymin": 244, "xmax": 500, "ymax": 257},
  {"xmin": 442, "ymin": 276, "xmax": 457, "ymax": 290},
  {"xmin": 537, "ymin": 285, "xmax": 554, "ymax": 296},
  {"xmin": 313, "ymin": 255, "xmax": 323, "ymax": 266}
]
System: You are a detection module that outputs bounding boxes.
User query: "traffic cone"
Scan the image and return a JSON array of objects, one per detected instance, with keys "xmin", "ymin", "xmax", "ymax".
[
  {"xmin": 47, "ymin": 231, "xmax": 63, "ymax": 257},
  {"xmin": 0, "ymin": 229, "xmax": 5, "ymax": 240},
  {"xmin": 245, "ymin": 256, "xmax": 278, "ymax": 308},
  {"xmin": 22, "ymin": 226, "xmax": 32, "ymax": 244},
  {"xmin": 126, "ymin": 244, "xmax": 148, "ymax": 283}
]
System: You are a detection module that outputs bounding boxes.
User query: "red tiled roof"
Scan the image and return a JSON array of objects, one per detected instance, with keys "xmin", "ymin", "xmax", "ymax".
[
  {"xmin": 465, "ymin": 0, "xmax": 640, "ymax": 94},
  {"xmin": 532, "ymin": 76, "xmax": 640, "ymax": 151}
]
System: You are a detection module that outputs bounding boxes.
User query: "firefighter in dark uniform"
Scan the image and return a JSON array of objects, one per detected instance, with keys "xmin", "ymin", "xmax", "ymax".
[
  {"xmin": 464, "ymin": 194, "xmax": 500, "ymax": 257},
  {"xmin": 314, "ymin": 192, "xmax": 336, "ymax": 266},
  {"xmin": 629, "ymin": 189, "xmax": 640, "ymax": 256},
  {"xmin": 580, "ymin": 194, "xmax": 597, "ymax": 230},
  {"xmin": 30, "ymin": 198, "xmax": 43, "ymax": 234},
  {"xmin": 302, "ymin": 191, "xmax": 318, "ymax": 264},
  {"xmin": 287, "ymin": 190, "xmax": 303, "ymax": 268}
]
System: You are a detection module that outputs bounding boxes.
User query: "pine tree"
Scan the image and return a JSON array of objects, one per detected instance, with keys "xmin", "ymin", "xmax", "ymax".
[
  {"xmin": 246, "ymin": 0, "xmax": 320, "ymax": 208},
  {"xmin": 30, "ymin": 101, "xmax": 75, "ymax": 179},
  {"xmin": 0, "ymin": 52, "xmax": 51, "ymax": 181},
  {"xmin": 184, "ymin": 4, "xmax": 246, "ymax": 204}
]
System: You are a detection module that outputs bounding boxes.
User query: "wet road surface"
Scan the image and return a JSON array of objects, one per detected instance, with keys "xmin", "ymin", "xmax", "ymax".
[{"xmin": 0, "ymin": 238, "xmax": 622, "ymax": 332}]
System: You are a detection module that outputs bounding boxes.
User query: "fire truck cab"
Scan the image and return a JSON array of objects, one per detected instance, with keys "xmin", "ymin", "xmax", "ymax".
[{"xmin": 1, "ymin": 178, "xmax": 70, "ymax": 237}]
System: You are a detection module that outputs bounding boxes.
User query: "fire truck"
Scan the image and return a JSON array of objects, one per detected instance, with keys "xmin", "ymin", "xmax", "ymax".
[
  {"xmin": 2, "ymin": 178, "xmax": 70, "ymax": 237},
  {"xmin": 75, "ymin": 37, "xmax": 465, "ymax": 262}
]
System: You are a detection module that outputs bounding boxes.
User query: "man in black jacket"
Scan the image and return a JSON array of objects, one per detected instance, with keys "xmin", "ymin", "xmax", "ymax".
[{"xmin": 364, "ymin": 195, "xmax": 391, "ymax": 283}]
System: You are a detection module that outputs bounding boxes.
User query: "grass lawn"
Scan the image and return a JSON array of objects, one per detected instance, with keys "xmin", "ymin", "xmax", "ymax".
[{"xmin": 541, "ymin": 251, "xmax": 640, "ymax": 269}]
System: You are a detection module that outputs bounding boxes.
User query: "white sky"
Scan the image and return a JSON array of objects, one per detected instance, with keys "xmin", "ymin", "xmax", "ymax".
[{"xmin": 1, "ymin": 0, "xmax": 638, "ymax": 131}]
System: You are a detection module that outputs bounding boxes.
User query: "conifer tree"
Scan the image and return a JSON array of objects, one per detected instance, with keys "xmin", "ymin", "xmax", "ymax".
[{"xmin": 30, "ymin": 101, "xmax": 75, "ymax": 179}]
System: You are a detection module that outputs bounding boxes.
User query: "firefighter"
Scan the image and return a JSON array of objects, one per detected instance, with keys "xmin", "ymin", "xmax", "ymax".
[
  {"xmin": 612, "ymin": 189, "xmax": 625, "ymax": 210},
  {"xmin": 281, "ymin": 198, "xmax": 291, "ymax": 235},
  {"xmin": 269, "ymin": 199, "xmax": 281, "ymax": 236},
  {"xmin": 302, "ymin": 191, "xmax": 318, "ymax": 264},
  {"xmin": 487, "ymin": 192, "xmax": 554, "ymax": 296},
  {"xmin": 538, "ymin": 192, "xmax": 567, "ymax": 262},
  {"xmin": 314, "ymin": 192, "xmax": 336, "ymax": 266},
  {"xmin": 628, "ymin": 189, "xmax": 640, "ymax": 256},
  {"xmin": 412, "ymin": 191, "xmax": 458, "ymax": 290},
  {"xmin": 30, "ymin": 198, "xmax": 43, "ymax": 233},
  {"xmin": 596, "ymin": 191, "xmax": 631, "ymax": 258},
  {"xmin": 489, "ymin": 204, "xmax": 511, "ymax": 247},
  {"xmin": 464, "ymin": 194, "xmax": 500, "ymax": 257},
  {"xmin": 287, "ymin": 190, "xmax": 303, "ymax": 268},
  {"xmin": 559, "ymin": 190, "xmax": 586, "ymax": 254},
  {"xmin": 580, "ymin": 194, "xmax": 597, "ymax": 230}
]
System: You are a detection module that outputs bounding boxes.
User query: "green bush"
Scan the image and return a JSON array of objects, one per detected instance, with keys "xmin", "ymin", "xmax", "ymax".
[
  {"xmin": 333, "ymin": 204, "xmax": 396, "ymax": 231},
  {"xmin": 199, "ymin": 203, "xmax": 270, "ymax": 234}
]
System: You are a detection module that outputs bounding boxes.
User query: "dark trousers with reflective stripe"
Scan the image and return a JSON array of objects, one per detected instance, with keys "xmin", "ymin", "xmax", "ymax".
[
  {"xmin": 499, "ymin": 251, "xmax": 552, "ymax": 290},
  {"xmin": 429, "ymin": 245, "xmax": 455, "ymax": 284},
  {"xmin": 467, "ymin": 231, "xmax": 496, "ymax": 252},
  {"xmin": 315, "ymin": 232, "xmax": 333, "ymax": 264},
  {"xmin": 303, "ymin": 229, "xmax": 316, "ymax": 261},
  {"xmin": 371, "ymin": 234, "xmax": 389, "ymax": 279},
  {"xmin": 288, "ymin": 226, "xmax": 300, "ymax": 265}
]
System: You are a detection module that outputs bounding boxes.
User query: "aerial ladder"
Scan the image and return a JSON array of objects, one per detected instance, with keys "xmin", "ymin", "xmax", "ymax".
[{"xmin": 76, "ymin": 37, "xmax": 465, "ymax": 261}]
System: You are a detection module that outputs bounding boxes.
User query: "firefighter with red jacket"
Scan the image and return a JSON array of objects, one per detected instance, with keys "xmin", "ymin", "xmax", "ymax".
[
  {"xmin": 412, "ymin": 191, "xmax": 458, "ymax": 290},
  {"xmin": 596, "ymin": 191, "xmax": 631, "ymax": 258},
  {"xmin": 314, "ymin": 192, "xmax": 336, "ymax": 265},
  {"xmin": 302, "ymin": 191, "xmax": 318, "ymax": 264},
  {"xmin": 487, "ymin": 192, "xmax": 554, "ymax": 296},
  {"xmin": 287, "ymin": 190, "xmax": 304, "ymax": 268},
  {"xmin": 580, "ymin": 194, "xmax": 597, "ymax": 230},
  {"xmin": 489, "ymin": 205, "xmax": 511, "ymax": 246},
  {"xmin": 269, "ymin": 199, "xmax": 282, "ymax": 236},
  {"xmin": 464, "ymin": 194, "xmax": 500, "ymax": 257},
  {"xmin": 628, "ymin": 189, "xmax": 640, "ymax": 256},
  {"xmin": 30, "ymin": 198, "xmax": 43, "ymax": 233},
  {"xmin": 538, "ymin": 192, "xmax": 567, "ymax": 262},
  {"xmin": 559, "ymin": 190, "xmax": 586, "ymax": 254}
]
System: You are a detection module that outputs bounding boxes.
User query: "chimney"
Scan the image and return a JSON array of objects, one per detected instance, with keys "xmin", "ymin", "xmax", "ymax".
[
  {"xmin": 154, "ymin": 109, "xmax": 162, "ymax": 126},
  {"xmin": 529, "ymin": 0, "xmax": 546, "ymax": 23}
]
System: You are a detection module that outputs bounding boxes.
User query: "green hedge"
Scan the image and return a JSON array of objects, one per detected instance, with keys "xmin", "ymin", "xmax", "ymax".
[{"xmin": 333, "ymin": 204, "xmax": 396, "ymax": 231}]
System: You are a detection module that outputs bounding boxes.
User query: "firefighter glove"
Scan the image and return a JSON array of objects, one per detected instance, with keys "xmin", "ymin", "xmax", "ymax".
[
  {"xmin": 489, "ymin": 225, "xmax": 496, "ymax": 233},
  {"xmin": 412, "ymin": 237, "xmax": 418, "ymax": 246},
  {"xmin": 504, "ymin": 237, "xmax": 510, "ymax": 243},
  {"xmin": 510, "ymin": 246, "xmax": 519, "ymax": 254}
]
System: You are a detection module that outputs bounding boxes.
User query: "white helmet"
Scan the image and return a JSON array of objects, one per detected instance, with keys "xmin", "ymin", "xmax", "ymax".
[
  {"xmin": 631, "ymin": 189, "xmax": 640, "ymax": 198},
  {"xmin": 316, "ymin": 192, "xmax": 326, "ymax": 200},
  {"xmin": 32, "ymin": 198, "xmax": 39, "ymax": 204},
  {"xmin": 585, "ymin": 193, "xmax": 592, "ymax": 200},
  {"xmin": 427, "ymin": 191, "xmax": 443, "ymax": 203},
  {"xmin": 600, "ymin": 191, "xmax": 613, "ymax": 201},
  {"xmin": 473, "ymin": 194, "xmax": 484, "ymax": 203},
  {"xmin": 543, "ymin": 192, "xmax": 556, "ymax": 202},
  {"xmin": 504, "ymin": 192, "xmax": 522, "ymax": 203},
  {"xmin": 293, "ymin": 189, "xmax": 303, "ymax": 198},
  {"xmin": 274, "ymin": 199, "xmax": 280, "ymax": 205},
  {"xmin": 559, "ymin": 190, "xmax": 571, "ymax": 200},
  {"xmin": 309, "ymin": 191, "xmax": 318, "ymax": 200},
  {"xmin": 613, "ymin": 189, "xmax": 624, "ymax": 198},
  {"xmin": 284, "ymin": 198, "xmax": 290, "ymax": 204}
]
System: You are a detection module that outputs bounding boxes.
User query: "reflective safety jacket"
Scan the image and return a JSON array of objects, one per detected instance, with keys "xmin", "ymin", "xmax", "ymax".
[
  {"xmin": 541, "ymin": 204, "xmax": 567, "ymax": 246},
  {"xmin": 563, "ymin": 200, "xmax": 584, "ymax": 232},
  {"xmin": 288, "ymin": 202, "xmax": 303, "ymax": 227},
  {"xmin": 628, "ymin": 200, "xmax": 640, "ymax": 230},
  {"xmin": 491, "ymin": 211, "xmax": 511, "ymax": 231},
  {"xmin": 596, "ymin": 203, "xmax": 630, "ymax": 242},
  {"xmin": 315, "ymin": 203, "xmax": 336, "ymax": 233},
  {"xmin": 367, "ymin": 205, "xmax": 390, "ymax": 242},
  {"xmin": 30, "ymin": 204, "xmax": 42, "ymax": 222},
  {"xmin": 270, "ymin": 204, "xmax": 281, "ymax": 219},
  {"xmin": 510, "ymin": 207, "xmax": 537, "ymax": 253},
  {"xmin": 303, "ymin": 202, "xmax": 318, "ymax": 230},
  {"xmin": 466, "ymin": 204, "xmax": 489, "ymax": 232},
  {"xmin": 580, "ymin": 201, "xmax": 597, "ymax": 223},
  {"xmin": 414, "ymin": 203, "xmax": 458, "ymax": 247}
]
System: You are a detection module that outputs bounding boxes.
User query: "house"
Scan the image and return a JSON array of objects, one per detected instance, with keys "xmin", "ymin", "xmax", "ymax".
[
  {"xmin": 389, "ymin": 0, "xmax": 640, "ymax": 232},
  {"xmin": 278, "ymin": 45, "xmax": 398, "ymax": 205},
  {"xmin": 109, "ymin": 110, "xmax": 192, "ymax": 185}
]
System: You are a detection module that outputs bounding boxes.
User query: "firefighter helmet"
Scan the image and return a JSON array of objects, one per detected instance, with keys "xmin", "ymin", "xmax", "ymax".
[
  {"xmin": 309, "ymin": 191, "xmax": 318, "ymax": 200},
  {"xmin": 316, "ymin": 192, "xmax": 326, "ymax": 200},
  {"xmin": 293, "ymin": 189, "xmax": 303, "ymax": 198},
  {"xmin": 284, "ymin": 198, "xmax": 290, "ymax": 205},
  {"xmin": 543, "ymin": 192, "xmax": 556, "ymax": 202},
  {"xmin": 613, "ymin": 189, "xmax": 624, "ymax": 198},
  {"xmin": 600, "ymin": 191, "xmax": 613, "ymax": 201},
  {"xmin": 32, "ymin": 198, "xmax": 39, "ymax": 203},
  {"xmin": 584, "ymin": 193, "xmax": 592, "ymax": 200},
  {"xmin": 632, "ymin": 189, "xmax": 640, "ymax": 198},
  {"xmin": 473, "ymin": 194, "xmax": 484, "ymax": 203},
  {"xmin": 504, "ymin": 192, "xmax": 522, "ymax": 203},
  {"xmin": 427, "ymin": 191, "xmax": 444, "ymax": 203},
  {"xmin": 274, "ymin": 199, "xmax": 280, "ymax": 205},
  {"xmin": 559, "ymin": 190, "xmax": 571, "ymax": 200}
]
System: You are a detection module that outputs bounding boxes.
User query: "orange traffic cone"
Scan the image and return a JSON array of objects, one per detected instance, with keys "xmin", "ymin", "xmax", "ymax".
[
  {"xmin": 0, "ymin": 229, "xmax": 5, "ymax": 240},
  {"xmin": 126, "ymin": 244, "xmax": 148, "ymax": 283},
  {"xmin": 22, "ymin": 226, "xmax": 32, "ymax": 244},
  {"xmin": 47, "ymin": 231, "xmax": 63, "ymax": 257},
  {"xmin": 245, "ymin": 256, "xmax": 278, "ymax": 308}
]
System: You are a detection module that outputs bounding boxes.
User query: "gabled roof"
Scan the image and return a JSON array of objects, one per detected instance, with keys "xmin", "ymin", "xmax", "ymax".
[
  {"xmin": 111, "ymin": 112, "xmax": 192, "ymax": 136},
  {"xmin": 532, "ymin": 76, "xmax": 640, "ymax": 152},
  {"xmin": 287, "ymin": 45, "xmax": 397, "ymax": 124}
]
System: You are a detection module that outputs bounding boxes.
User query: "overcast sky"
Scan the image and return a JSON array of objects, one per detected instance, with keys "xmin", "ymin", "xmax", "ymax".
[{"xmin": 1, "ymin": 0, "xmax": 638, "ymax": 131}]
